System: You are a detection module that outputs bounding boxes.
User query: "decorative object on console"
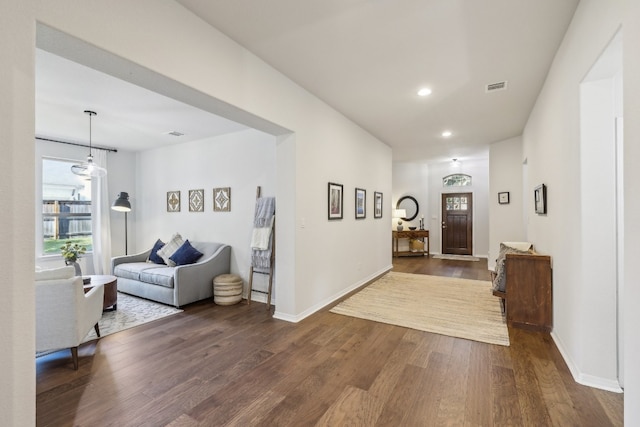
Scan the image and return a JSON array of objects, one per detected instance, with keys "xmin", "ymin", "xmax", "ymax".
[
  {"xmin": 328, "ymin": 182, "xmax": 343, "ymax": 220},
  {"xmin": 355, "ymin": 188, "xmax": 366, "ymax": 219},
  {"xmin": 111, "ymin": 191, "xmax": 132, "ymax": 254},
  {"xmin": 70, "ymin": 110, "xmax": 107, "ymax": 178},
  {"xmin": 374, "ymin": 191, "xmax": 383, "ymax": 218},
  {"xmin": 498, "ymin": 191, "xmax": 510, "ymax": 204},
  {"xmin": 167, "ymin": 191, "xmax": 180, "ymax": 212},
  {"xmin": 213, "ymin": 187, "xmax": 231, "ymax": 212},
  {"xmin": 189, "ymin": 189, "xmax": 204, "ymax": 212},
  {"xmin": 393, "ymin": 209, "xmax": 406, "ymax": 231},
  {"xmin": 534, "ymin": 184, "xmax": 547, "ymax": 214}
]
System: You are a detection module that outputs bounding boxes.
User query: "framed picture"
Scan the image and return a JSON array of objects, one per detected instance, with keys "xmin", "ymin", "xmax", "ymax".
[
  {"xmin": 534, "ymin": 184, "xmax": 547, "ymax": 214},
  {"xmin": 374, "ymin": 191, "xmax": 383, "ymax": 218},
  {"xmin": 355, "ymin": 188, "xmax": 366, "ymax": 219},
  {"xmin": 498, "ymin": 191, "xmax": 510, "ymax": 205},
  {"xmin": 328, "ymin": 182, "xmax": 343, "ymax": 220},
  {"xmin": 189, "ymin": 189, "xmax": 204, "ymax": 212},
  {"xmin": 167, "ymin": 191, "xmax": 180, "ymax": 212},
  {"xmin": 213, "ymin": 187, "xmax": 231, "ymax": 212}
]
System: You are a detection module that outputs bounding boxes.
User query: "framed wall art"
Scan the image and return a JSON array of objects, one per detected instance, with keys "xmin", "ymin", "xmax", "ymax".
[
  {"xmin": 355, "ymin": 188, "xmax": 366, "ymax": 219},
  {"xmin": 534, "ymin": 184, "xmax": 547, "ymax": 214},
  {"xmin": 498, "ymin": 191, "xmax": 510, "ymax": 205},
  {"xmin": 374, "ymin": 191, "xmax": 383, "ymax": 218},
  {"xmin": 189, "ymin": 189, "xmax": 204, "ymax": 212},
  {"xmin": 167, "ymin": 191, "xmax": 180, "ymax": 212},
  {"xmin": 328, "ymin": 182, "xmax": 343, "ymax": 220},
  {"xmin": 213, "ymin": 187, "xmax": 231, "ymax": 212}
]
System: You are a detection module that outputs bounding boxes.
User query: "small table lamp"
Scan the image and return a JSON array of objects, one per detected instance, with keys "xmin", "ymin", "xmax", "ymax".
[
  {"xmin": 393, "ymin": 209, "xmax": 407, "ymax": 231},
  {"xmin": 112, "ymin": 192, "xmax": 132, "ymax": 254}
]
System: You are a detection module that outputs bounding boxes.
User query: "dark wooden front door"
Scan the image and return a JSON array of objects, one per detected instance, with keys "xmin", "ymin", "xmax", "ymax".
[{"xmin": 441, "ymin": 192, "xmax": 473, "ymax": 255}]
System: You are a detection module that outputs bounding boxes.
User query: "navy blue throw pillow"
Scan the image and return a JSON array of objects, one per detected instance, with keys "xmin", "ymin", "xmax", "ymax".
[
  {"xmin": 169, "ymin": 240, "xmax": 203, "ymax": 266},
  {"xmin": 148, "ymin": 239, "xmax": 166, "ymax": 264}
]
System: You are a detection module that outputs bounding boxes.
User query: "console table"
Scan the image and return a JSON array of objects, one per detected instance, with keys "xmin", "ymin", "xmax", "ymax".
[{"xmin": 392, "ymin": 229, "xmax": 429, "ymax": 257}]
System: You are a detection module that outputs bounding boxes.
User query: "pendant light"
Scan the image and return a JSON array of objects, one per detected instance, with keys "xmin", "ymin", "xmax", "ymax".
[{"xmin": 71, "ymin": 110, "xmax": 107, "ymax": 177}]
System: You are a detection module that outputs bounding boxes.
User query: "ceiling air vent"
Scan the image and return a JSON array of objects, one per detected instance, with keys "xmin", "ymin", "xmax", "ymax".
[
  {"xmin": 166, "ymin": 131, "xmax": 184, "ymax": 137},
  {"xmin": 485, "ymin": 81, "xmax": 508, "ymax": 93}
]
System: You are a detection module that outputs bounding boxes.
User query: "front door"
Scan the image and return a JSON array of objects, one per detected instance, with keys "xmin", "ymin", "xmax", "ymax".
[{"xmin": 441, "ymin": 192, "xmax": 473, "ymax": 255}]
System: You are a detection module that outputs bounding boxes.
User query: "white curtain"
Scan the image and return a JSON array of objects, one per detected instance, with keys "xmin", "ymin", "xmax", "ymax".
[{"xmin": 91, "ymin": 149, "xmax": 112, "ymax": 275}]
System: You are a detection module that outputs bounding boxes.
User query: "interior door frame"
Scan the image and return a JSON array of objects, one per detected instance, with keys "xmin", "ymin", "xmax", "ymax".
[{"xmin": 441, "ymin": 192, "xmax": 473, "ymax": 255}]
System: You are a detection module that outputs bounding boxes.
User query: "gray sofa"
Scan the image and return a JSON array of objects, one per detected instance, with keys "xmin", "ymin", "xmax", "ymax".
[{"xmin": 111, "ymin": 242, "xmax": 231, "ymax": 307}]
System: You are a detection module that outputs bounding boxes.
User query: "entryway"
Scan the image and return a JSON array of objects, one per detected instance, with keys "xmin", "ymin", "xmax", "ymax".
[{"xmin": 441, "ymin": 192, "xmax": 473, "ymax": 255}]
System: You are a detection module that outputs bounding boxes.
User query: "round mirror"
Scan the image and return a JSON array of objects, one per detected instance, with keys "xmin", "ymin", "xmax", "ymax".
[{"xmin": 396, "ymin": 196, "xmax": 419, "ymax": 221}]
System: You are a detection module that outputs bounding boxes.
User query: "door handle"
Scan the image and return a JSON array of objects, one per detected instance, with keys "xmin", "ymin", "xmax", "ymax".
[{"xmin": 442, "ymin": 225, "xmax": 447, "ymax": 229}]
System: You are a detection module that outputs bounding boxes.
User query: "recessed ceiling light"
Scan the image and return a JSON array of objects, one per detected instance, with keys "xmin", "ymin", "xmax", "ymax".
[
  {"xmin": 442, "ymin": 130, "xmax": 452, "ymax": 137},
  {"xmin": 417, "ymin": 88, "xmax": 432, "ymax": 97}
]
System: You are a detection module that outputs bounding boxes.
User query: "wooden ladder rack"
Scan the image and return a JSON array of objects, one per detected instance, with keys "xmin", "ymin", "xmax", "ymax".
[{"xmin": 247, "ymin": 186, "xmax": 275, "ymax": 310}]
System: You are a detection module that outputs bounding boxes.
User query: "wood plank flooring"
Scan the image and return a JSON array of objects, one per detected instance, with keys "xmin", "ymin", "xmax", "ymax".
[{"xmin": 36, "ymin": 256, "xmax": 623, "ymax": 426}]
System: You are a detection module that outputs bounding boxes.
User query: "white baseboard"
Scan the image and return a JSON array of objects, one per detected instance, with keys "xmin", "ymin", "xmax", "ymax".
[
  {"xmin": 272, "ymin": 265, "xmax": 393, "ymax": 323},
  {"xmin": 551, "ymin": 331, "xmax": 623, "ymax": 393}
]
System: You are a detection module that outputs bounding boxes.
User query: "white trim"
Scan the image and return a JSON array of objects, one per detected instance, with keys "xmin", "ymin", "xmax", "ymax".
[
  {"xmin": 273, "ymin": 265, "xmax": 393, "ymax": 323},
  {"xmin": 551, "ymin": 331, "xmax": 623, "ymax": 393}
]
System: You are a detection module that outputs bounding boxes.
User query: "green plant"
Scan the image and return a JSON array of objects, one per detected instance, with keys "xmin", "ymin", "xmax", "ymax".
[{"xmin": 60, "ymin": 241, "xmax": 86, "ymax": 263}]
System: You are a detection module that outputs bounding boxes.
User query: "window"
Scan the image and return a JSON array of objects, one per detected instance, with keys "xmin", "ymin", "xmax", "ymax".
[
  {"xmin": 42, "ymin": 158, "xmax": 93, "ymax": 256},
  {"xmin": 443, "ymin": 174, "xmax": 472, "ymax": 187}
]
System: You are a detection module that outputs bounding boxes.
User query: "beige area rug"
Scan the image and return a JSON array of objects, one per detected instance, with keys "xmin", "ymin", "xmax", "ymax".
[
  {"xmin": 330, "ymin": 272, "xmax": 509, "ymax": 346},
  {"xmin": 432, "ymin": 254, "xmax": 480, "ymax": 261}
]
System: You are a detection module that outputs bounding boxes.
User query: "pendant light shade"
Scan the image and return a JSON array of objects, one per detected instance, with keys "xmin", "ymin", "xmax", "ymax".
[{"xmin": 71, "ymin": 110, "xmax": 107, "ymax": 177}]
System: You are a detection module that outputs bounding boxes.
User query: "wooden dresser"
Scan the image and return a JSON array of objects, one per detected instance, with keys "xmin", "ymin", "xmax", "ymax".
[{"xmin": 499, "ymin": 253, "xmax": 552, "ymax": 332}]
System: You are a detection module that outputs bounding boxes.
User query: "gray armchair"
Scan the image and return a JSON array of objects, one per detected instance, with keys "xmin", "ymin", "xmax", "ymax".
[{"xmin": 35, "ymin": 266, "xmax": 104, "ymax": 370}]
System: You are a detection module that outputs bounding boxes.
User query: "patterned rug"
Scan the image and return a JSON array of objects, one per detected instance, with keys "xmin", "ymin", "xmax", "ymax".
[
  {"xmin": 37, "ymin": 293, "xmax": 182, "ymax": 357},
  {"xmin": 82, "ymin": 292, "xmax": 183, "ymax": 342},
  {"xmin": 330, "ymin": 272, "xmax": 509, "ymax": 346}
]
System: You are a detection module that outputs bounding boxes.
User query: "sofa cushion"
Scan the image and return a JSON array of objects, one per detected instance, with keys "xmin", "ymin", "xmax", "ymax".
[
  {"xmin": 492, "ymin": 243, "xmax": 533, "ymax": 292},
  {"xmin": 157, "ymin": 233, "xmax": 184, "ymax": 267},
  {"xmin": 148, "ymin": 239, "xmax": 166, "ymax": 264},
  {"xmin": 139, "ymin": 267, "xmax": 175, "ymax": 288},
  {"xmin": 169, "ymin": 240, "xmax": 203, "ymax": 266},
  {"xmin": 113, "ymin": 262, "xmax": 160, "ymax": 281}
]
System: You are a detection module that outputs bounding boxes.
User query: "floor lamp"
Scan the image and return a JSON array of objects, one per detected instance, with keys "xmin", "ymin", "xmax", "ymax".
[{"xmin": 112, "ymin": 192, "xmax": 132, "ymax": 254}]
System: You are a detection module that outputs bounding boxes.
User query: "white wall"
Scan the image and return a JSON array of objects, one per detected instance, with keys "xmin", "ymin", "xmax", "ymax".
[
  {"xmin": 521, "ymin": 0, "xmax": 623, "ymax": 391},
  {"xmin": 135, "ymin": 129, "xmax": 276, "ymax": 298},
  {"xmin": 34, "ymin": 0, "xmax": 393, "ymax": 323},
  {"xmin": 623, "ymin": 0, "xmax": 640, "ymax": 421},
  {"xmin": 0, "ymin": 2, "xmax": 36, "ymax": 424},
  {"xmin": 488, "ymin": 136, "xmax": 525, "ymax": 270},
  {"xmin": 392, "ymin": 162, "xmax": 430, "ymax": 251}
]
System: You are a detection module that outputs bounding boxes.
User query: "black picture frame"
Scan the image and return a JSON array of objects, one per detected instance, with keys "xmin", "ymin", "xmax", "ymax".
[
  {"xmin": 498, "ymin": 191, "xmax": 510, "ymax": 205},
  {"xmin": 328, "ymin": 182, "xmax": 343, "ymax": 220},
  {"xmin": 355, "ymin": 188, "xmax": 366, "ymax": 219},
  {"xmin": 534, "ymin": 184, "xmax": 547, "ymax": 214},
  {"xmin": 374, "ymin": 191, "xmax": 383, "ymax": 218}
]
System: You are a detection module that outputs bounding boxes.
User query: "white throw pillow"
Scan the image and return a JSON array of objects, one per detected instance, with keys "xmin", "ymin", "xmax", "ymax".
[
  {"xmin": 156, "ymin": 233, "xmax": 185, "ymax": 267},
  {"xmin": 35, "ymin": 265, "xmax": 75, "ymax": 281}
]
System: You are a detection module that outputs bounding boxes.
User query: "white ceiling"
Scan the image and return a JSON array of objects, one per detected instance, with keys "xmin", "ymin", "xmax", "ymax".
[{"xmin": 36, "ymin": 0, "xmax": 579, "ymax": 163}]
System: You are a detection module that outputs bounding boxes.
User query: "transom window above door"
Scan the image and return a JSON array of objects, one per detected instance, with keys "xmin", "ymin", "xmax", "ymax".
[{"xmin": 443, "ymin": 174, "xmax": 471, "ymax": 187}]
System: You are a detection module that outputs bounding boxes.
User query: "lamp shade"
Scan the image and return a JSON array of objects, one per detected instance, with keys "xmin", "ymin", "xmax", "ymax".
[
  {"xmin": 393, "ymin": 209, "xmax": 406, "ymax": 219},
  {"xmin": 112, "ymin": 192, "xmax": 132, "ymax": 212}
]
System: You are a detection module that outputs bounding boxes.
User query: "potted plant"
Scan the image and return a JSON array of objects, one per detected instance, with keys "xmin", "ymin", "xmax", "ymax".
[{"xmin": 60, "ymin": 242, "xmax": 86, "ymax": 276}]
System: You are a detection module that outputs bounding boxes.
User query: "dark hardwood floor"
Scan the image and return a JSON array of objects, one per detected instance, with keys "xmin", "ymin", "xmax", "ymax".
[{"xmin": 36, "ymin": 256, "xmax": 623, "ymax": 426}]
